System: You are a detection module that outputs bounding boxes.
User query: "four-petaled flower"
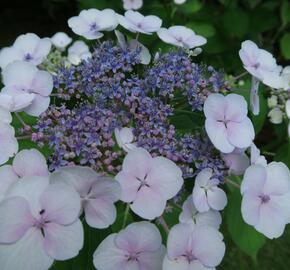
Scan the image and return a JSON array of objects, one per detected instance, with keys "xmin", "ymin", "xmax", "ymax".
[
  {"xmin": 116, "ymin": 147, "xmax": 183, "ymax": 220},
  {"xmin": 93, "ymin": 221, "xmax": 165, "ymax": 270},
  {"xmin": 204, "ymin": 93, "xmax": 255, "ymax": 153}
]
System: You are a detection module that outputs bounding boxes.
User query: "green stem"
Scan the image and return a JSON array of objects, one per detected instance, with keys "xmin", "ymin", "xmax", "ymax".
[
  {"xmin": 122, "ymin": 203, "xmax": 130, "ymax": 229},
  {"xmin": 158, "ymin": 216, "xmax": 170, "ymax": 234},
  {"xmin": 226, "ymin": 178, "xmax": 240, "ymax": 189}
]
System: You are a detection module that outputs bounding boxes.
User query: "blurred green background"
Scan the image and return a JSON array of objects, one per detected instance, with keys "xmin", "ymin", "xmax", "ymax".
[{"xmin": 1, "ymin": 0, "xmax": 290, "ymax": 269}]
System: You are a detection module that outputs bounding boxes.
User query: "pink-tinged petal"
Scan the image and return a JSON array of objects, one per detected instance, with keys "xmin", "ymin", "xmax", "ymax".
[
  {"xmin": 115, "ymin": 171, "xmax": 140, "ymax": 202},
  {"xmin": 43, "ymin": 220, "xmax": 83, "ymax": 260},
  {"xmin": 0, "ymin": 197, "xmax": 33, "ymax": 243},
  {"xmin": 255, "ymin": 202, "xmax": 286, "ymax": 239},
  {"xmin": 205, "ymin": 119, "xmax": 234, "ymax": 153},
  {"xmin": 40, "ymin": 183, "xmax": 81, "ymax": 225},
  {"xmin": 93, "ymin": 233, "xmax": 128, "ymax": 270},
  {"xmin": 227, "ymin": 118, "xmax": 255, "ymax": 149},
  {"xmin": 115, "ymin": 127, "xmax": 134, "ymax": 146},
  {"xmin": 0, "ymin": 123, "xmax": 18, "ymax": 165},
  {"xmin": 89, "ymin": 177, "xmax": 121, "ymax": 202},
  {"xmin": 0, "ymin": 94, "xmax": 14, "ymax": 112},
  {"xmin": 207, "ymin": 187, "xmax": 227, "ymax": 211},
  {"xmin": 0, "ymin": 47, "xmax": 22, "ymax": 69},
  {"xmin": 68, "ymin": 16, "xmax": 90, "ymax": 36},
  {"xmin": 51, "ymin": 32, "xmax": 72, "ymax": 50},
  {"xmin": 179, "ymin": 195, "xmax": 196, "ymax": 224},
  {"xmin": 241, "ymin": 164, "xmax": 266, "ymax": 195},
  {"xmin": 0, "ymin": 107, "xmax": 12, "ymax": 123},
  {"xmin": 31, "ymin": 70, "xmax": 53, "ymax": 96},
  {"xmin": 121, "ymin": 148, "xmax": 152, "ymax": 179},
  {"xmin": 5, "ymin": 175, "xmax": 49, "ymax": 217},
  {"xmin": 50, "ymin": 166, "xmax": 98, "ymax": 197},
  {"xmin": 117, "ymin": 14, "xmax": 134, "ymax": 32},
  {"xmin": 167, "ymin": 223, "xmax": 193, "ymax": 259},
  {"xmin": 0, "ymin": 227, "xmax": 53, "ymax": 270},
  {"xmin": 195, "ymin": 168, "xmax": 212, "ymax": 187},
  {"xmin": 224, "ymin": 94, "xmax": 248, "ymax": 122},
  {"xmin": 141, "ymin": 15, "xmax": 162, "ymax": 32},
  {"xmin": 13, "ymin": 33, "xmax": 39, "ymax": 52},
  {"xmin": 250, "ymin": 76, "xmax": 260, "ymax": 115},
  {"xmin": 130, "ymin": 186, "xmax": 166, "ymax": 220},
  {"xmin": 239, "ymin": 40, "xmax": 259, "ymax": 69},
  {"xmin": 147, "ymin": 156, "xmax": 183, "ymax": 200},
  {"xmin": 97, "ymin": 9, "xmax": 118, "ymax": 31},
  {"xmin": 33, "ymin": 38, "xmax": 51, "ymax": 65},
  {"xmin": 196, "ymin": 210, "xmax": 222, "ymax": 229},
  {"xmin": 138, "ymin": 245, "xmax": 165, "ymax": 270},
  {"xmin": 241, "ymin": 192, "xmax": 261, "ymax": 225},
  {"xmin": 24, "ymin": 95, "xmax": 50, "ymax": 116},
  {"xmin": 192, "ymin": 187, "xmax": 209, "ymax": 213},
  {"xmin": 271, "ymin": 193, "xmax": 290, "ymax": 223},
  {"xmin": 12, "ymin": 149, "xmax": 49, "ymax": 177},
  {"xmin": 222, "ymin": 152, "xmax": 250, "ymax": 176},
  {"xmin": 3, "ymin": 61, "xmax": 37, "ymax": 88},
  {"xmin": 192, "ymin": 226, "xmax": 225, "ymax": 267},
  {"xmin": 162, "ymin": 255, "xmax": 189, "ymax": 270},
  {"xmin": 0, "ymin": 165, "xmax": 18, "ymax": 201},
  {"xmin": 204, "ymin": 93, "xmax": 225, "ymax": 120},
  {"xmin": 115, "ymin": 221, "xmax": 162, "ymax": 252},
  {"xmin": 250, "ymin": 143, "xmax": 267, "ymax": 166},
  {"xmin": 84, "ymin": 198, "xmax": 116, "ymax": 229},
  {"xmin": 263, "ymin": 162, "xmax": 290, "ymax": 196},
  {"xmin": 157, "ymin": 28, "xmax": 179, "ymax": 47},
  {"xmin": 13, "ymin": 93, "xmax": 35, "ymax": 112},
  {"xmin": 185, "ymin": 34, "xmax": 207, "ymax": 48}
]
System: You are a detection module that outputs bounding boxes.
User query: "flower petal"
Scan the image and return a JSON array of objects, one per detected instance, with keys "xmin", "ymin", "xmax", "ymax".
[
  {"xmin": 115, "ymin": 221, "xmax": 162, "ymax": 252},
  {"xmin": 0, "ymin": 165, "xmax": 18, "ymax": 201},
  {"xmin": 204, "ymin": 93, "xmax": 225, "ymax": 121},
  {"xmin": 241, "ymin": 193, "xmax": 261, "ymax": 226},
  {"xmin": 0, "ymin": 227, "xmax": 53, "ymax": 270},
  {"xmin": 12, "ymin": 149, "xmax": 49, "ymax": 177},
  {"xmin": 241, "ymin": 164, "xmax": 266, "ymax": 195},
  {"xmin": 207, "ymin": 187, "xmax": 227, "ymax": 211},
  {"xmin": 224, "ymin": 94, "xmax": 248, "ymax": 122},
  {"xmin": 43, "ymin": 220, "xmax": 84, "ymax": 260},
  {"xmin": 24, "ymin": 95, "xmax": 50, "ymax": 116}
]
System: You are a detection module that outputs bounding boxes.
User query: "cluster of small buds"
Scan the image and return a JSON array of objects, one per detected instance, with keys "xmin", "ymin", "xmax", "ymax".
[{"xmin": 267, "ymin": 89, "xmax": 290, "ymax": 124}]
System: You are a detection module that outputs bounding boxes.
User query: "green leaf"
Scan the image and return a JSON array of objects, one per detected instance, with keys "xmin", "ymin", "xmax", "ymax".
[
  {"xmin": 111, "ymin": 203, "xmax": 134, "ymax": 232},
  {"xmin": 275, "ymin": 141, "xmax": 290, "ymax": 167},
  {"xmin": 179, "ymin": 0, "xmax": 203, "ymax": 13},
  {"xmin": 223, "ymin": 9, "xmax": 250, "ymax": 37},
  {"xmin": 280, "ymin": 33, "xmax": 290, "ymax": 60},
  {"xmin": 226, "ymin": 189, "xmax": 266, "ymax": 260},
  {"xmin": 281, "ymin": 0, "xmax": 290, "ymax": 26},
  {"xmin": 187, "ymin": 22, "xmax": 216, "ymax": 38}
]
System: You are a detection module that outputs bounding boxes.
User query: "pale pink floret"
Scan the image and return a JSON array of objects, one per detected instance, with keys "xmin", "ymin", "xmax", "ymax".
[
  {"xmin": 68, "ymin": 9, "xmax": 118, "ymax": 40},
  {"xmin": 0, "ymin": 176, "xmax": 83, "ymax": 270},
  {"xmin": 0, "ymin": 148, "xmax": 49, "ymax": 199},
  {"xmin": 179, "ymin": 195, "xmax": 222, "ymax": 229},
  {"xmin": 93, "ymin": 221, "xmax": 165, "ymax": 270},
  {"xmin": 114, "ymin": 127, "xmax": 137, "ymax": 152},
  {"xmin": 51, "ymin": 166, "xmax": 121, "ymax": 229},
  {"xmin": 117, "ymin": 10, "xmax": 162, "ymax": 35},
  {"xmin": 1, "ymin": 61, "xmax": 53, "ymax": 116},
  {"xmin": 192, "ymin": 168, "xmax": 227, "ymax": 213},
  {"xmin": 157, "ymin": 26, "xmax": 207, "ymax": 49},
  {"xmin": 241, "ymin": 162, "xmax": 290, "ymax": 239},
  {"xmin": 116, "ymin": 147, "xmax": 184, "ymax": 220},
  {"xmin": 204, "ymin": 93, "xmax": 255, "ymax": 153},
  {"xmin": 51, "ymin": 32, "xmax": 72, "ymax": 51},
  {"xmin": 163, "ymin": 223, "xmax": 225, "ymax": 270},
  {"xmin": 250, "ymin": 143, "xmax": 267, "ymax": 166},
  {"xmin": 0, "ymin": 33, "xmax": 51, "ymax": 69},
  {"xmin": 0, "ymin": 93, "xmax": 35, "ymax": 112},
  {"xmin": 123, "ymin": 0, "xmax": 143, "ymax": 10}
]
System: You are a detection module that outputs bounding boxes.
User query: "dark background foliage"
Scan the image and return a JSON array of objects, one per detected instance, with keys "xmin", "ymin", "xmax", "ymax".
[{"xmin": 1, "ymin": 0, "xmax": 290, "ymax": 269}]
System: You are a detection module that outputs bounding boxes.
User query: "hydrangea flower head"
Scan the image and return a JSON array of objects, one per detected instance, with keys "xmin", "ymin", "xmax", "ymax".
[
  {"xmin": 192, "ymin": 168, "xmax": 227, "ymax": 212},
  {"xmin": 68, "ymin": 9, "xmax": 118, "ymax": 40},
  {"xmin": 94, "ymin": 221, "xmax": 165, "ymax": 270},
  {"xmin": 163, "ymin": 223, "xmax": 225, "ymax": 270},
  {"xmin": 0, "ymin": 33, "xmax": 51, "ymax": 69},
  {"xmin": 118, "ymin": 10, "xmax": 162, "ymax": 34},
  {"xmin": 51, "ymin": 166, "xmax": 120, "ymax": 229},
  {"xmin": 116, "ymin": 147, "xmax": 183, "ymax": 219},
  {"xmin": 0, "ymin": 175, "xmax": 84, "ymax": 270},
  {"xmin": 241, "ymin": 162, "xmax": 290, "ymax": 239},
  {"xmin": 157, "ymin": 26, "xmax": 207, "ymax": 49},
  {"xmin": 1, "ymin": 61, "xmax": 53, "ymax": 116},
  {"xmin": 204, "ymin": 93, "xmax": 255, "ymax": 153}
]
